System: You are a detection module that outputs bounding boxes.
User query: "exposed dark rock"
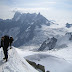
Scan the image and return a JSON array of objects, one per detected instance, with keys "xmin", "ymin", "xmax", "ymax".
[
  {"xmin": 69, "ymin": 35, "xmax": 72, "ymax": 40},
  {"xmin": 26, "ymin": 59, "xmax": 37, "ymax": 68},
  {"xmin": 66, "ymin": 23, "xmax": 72, "ymax": 28},
  {"xmin": 46, "ymin": 71, "xmax": 50, "ymax": 72},
  {"xmin": 26, "ymin": 59, "xmax": 46, "ymax": 72},
  {"xmin": 38, "ymin": 37, "xmax": 57, "ymax": 51},
  {"xmin": 37, "ymin": 64, "xmax": 45, "ymax": 72},
  {"xmin": 65, "ymin": 32, "xmax": 72, "ymax": 40}
]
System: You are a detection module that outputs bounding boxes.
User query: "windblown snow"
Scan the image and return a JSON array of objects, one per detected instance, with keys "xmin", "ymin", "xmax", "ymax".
[{"xmin": 0, "ymin": 47, "xmax": 38, "ymax": 72}]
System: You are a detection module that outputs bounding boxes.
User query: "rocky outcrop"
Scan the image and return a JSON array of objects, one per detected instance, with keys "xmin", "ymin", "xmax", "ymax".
[
  {"xmin": 69, "ymin": 35, "xmax": 72, "ymax": 40},
  {"xmin": 26, "ymin": 59, "xmax": 37, "ymax": 68},
  {"xmin": 66, "ymin": 23, "xmax": 72, "ymax": 28},
  {"xmin": 37, "ymin": 64, "xmax": 45, "ymax": 72},
  {"xmin": 46, "ymin": 71, "xmax": 50, "ymax": 72},
  {"xmin": 38, "ymin": 37, "xmax": 57, "ymax": 51},
  {"xmin": 65, "ymin": 32, "xmax": 72, "ymax": 40},
  {"xmin": 26, "ymin": 59, "xmax": 47, "ymax": 72}
]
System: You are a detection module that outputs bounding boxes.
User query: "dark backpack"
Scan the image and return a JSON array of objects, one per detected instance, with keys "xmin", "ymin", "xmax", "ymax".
[{"xmin": 4, "ymin": 35, "xmax": 9, "ymax": 47}]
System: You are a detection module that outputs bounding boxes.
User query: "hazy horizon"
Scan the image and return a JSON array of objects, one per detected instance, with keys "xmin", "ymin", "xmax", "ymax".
[{"xmin": 0, "ymin": 0, "xmax": 72, "ymax": 25}]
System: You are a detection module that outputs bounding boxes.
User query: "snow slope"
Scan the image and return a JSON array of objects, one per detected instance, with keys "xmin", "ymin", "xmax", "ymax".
[
  {"xmin": 0, "ymin": 47, "xmax": 38, "ymax": 72},
  {"xmin": 25, "ymin": 54, "xmax": 72, "ymax": 72},
  {"xmin": 16, "ymin": 45, "xmax": 72, "ymax": 72}
]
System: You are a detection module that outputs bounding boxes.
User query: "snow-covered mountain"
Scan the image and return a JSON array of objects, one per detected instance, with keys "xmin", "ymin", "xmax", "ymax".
[
  {"xmin": 0, "ymin": 47, "xmax": 38, "ymax": 72},
  {"xmin": 0, "ymin": 12, "xmax": 54, "ymax": 47}
]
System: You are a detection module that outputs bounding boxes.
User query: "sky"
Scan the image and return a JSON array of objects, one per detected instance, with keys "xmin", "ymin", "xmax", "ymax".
[{"xmin": 0, "ymin": 0, "xmax": 72, "ymax": 25}]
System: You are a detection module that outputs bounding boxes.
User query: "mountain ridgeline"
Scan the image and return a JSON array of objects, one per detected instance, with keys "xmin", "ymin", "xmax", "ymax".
[{"xmin": 0, "ymin": 12, "xmax": 52, "ymax": 47}]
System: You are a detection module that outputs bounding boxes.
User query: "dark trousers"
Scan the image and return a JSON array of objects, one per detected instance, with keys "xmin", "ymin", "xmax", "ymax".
[{"xmin": 3, "ymin": 47, "xmax": 8, "ymax": 59}]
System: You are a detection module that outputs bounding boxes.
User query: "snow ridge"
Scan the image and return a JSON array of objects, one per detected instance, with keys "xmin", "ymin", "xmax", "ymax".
[{"xmin": 0, "ymin": 47, "xmax": 38, "ymax": 72}]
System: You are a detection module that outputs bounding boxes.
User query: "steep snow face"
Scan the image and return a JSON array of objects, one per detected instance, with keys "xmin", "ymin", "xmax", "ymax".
[{"xmin": 0, "ymin": 47, "xmax": 38, "ymax": 72}]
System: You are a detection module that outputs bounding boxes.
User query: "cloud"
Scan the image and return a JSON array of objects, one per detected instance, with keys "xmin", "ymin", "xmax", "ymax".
[
  {"xmin": 11, "ymin": 7, "xmax": 51, "ymax": 13},
  {"xmin": 0, "ymin": 5, "xmax": 14, "ymax": 19},
  {"xmin": 25, "ymin": 1, "xmax": 56, "ymax": 8}
]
